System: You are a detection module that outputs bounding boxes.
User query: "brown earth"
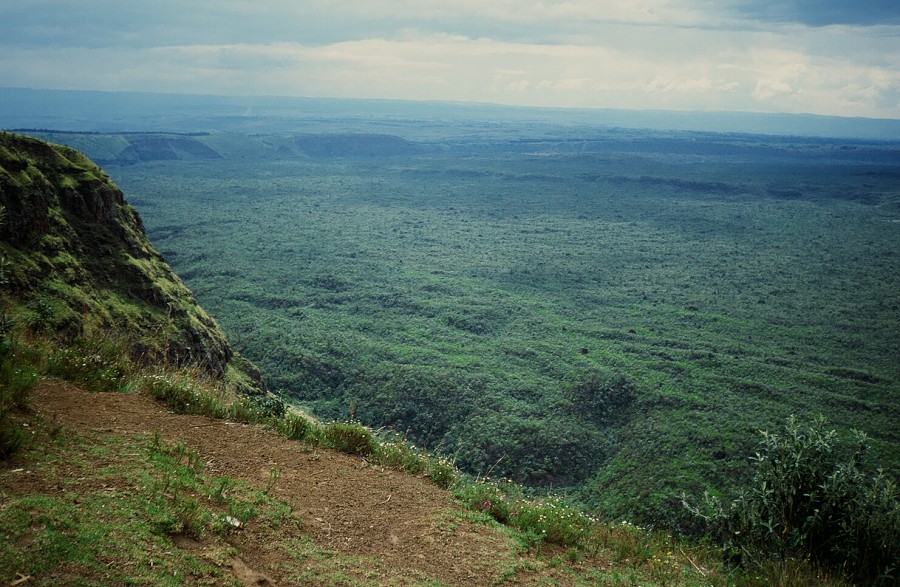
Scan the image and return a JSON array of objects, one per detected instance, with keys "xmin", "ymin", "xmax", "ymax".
[{"xmin": 7, "ymin": 380, "xmax": 607, "ymax": 586}]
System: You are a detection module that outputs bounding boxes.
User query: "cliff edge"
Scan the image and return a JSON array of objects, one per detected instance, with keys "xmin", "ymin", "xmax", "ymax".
[{"xmin": 0, "ymin": 132, "xmax": 262, "ymax": 393}]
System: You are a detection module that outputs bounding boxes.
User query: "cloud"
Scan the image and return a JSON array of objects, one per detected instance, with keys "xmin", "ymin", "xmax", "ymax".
[
  {"xmin": 0, "ymin": 1, "xmax": 708, "ymax": 50},
  {"xmin": 646, "ymin": 76, "xmax": 715, "ymax": 93},
  {"xmin": 1, "ymin": 1, "xmax": 898, "ymax": 118}
]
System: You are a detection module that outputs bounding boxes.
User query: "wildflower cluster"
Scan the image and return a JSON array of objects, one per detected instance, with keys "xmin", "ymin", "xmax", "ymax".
[
  {"xmin": 375, "ymin": 434, "xmax": 427, "ymax": 475},
  {"xmin": 45, "ymin": 343, "xmax": 131, "ymax": 392},
  {"xmin": 514, "ymin": 495, "xmax": 594, "ymax": 547},
  {"xmin": 455, "ymin": 477, "xmax": 519, "ymax": 523},
  {"xmin": 425, "ymin": 455, "xmax": 458, "ymax": 489},
  {"xmin": 455, "ymin": 478, "xmax": 596, "ymax": 548},
  {"xmin": 647, "ymin": 550, "xmax": 682, "ymax": 585}
]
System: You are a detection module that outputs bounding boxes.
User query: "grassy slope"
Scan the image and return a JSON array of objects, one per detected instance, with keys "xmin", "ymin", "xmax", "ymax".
[{"xmin": 0, "ymin": 377, "xmax": 735, "ymax": 587}]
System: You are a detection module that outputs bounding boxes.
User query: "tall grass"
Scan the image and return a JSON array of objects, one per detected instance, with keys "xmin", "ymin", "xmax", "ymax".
[
  {"xmin": 0, "ymin": 330, "xmax": 37, "ymax": 459},
  {"xmin": 44, "ymin": 333, "xmax": 135, "ymax": 393}
]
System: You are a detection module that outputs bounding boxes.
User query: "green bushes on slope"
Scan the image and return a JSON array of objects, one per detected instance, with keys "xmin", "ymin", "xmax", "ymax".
[{"xmin": 686, "ymin": 416, "xmax": 899, "ymax": 584}]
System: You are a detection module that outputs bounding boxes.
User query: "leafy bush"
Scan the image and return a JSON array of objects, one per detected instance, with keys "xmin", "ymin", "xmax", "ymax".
[
  {"xmin": 251, "ymin": 394, "xmax": 286, "ymax": 418},
  {"xmin": 685, "ymin": 415, "xmax": 899, "ymax": 584}
]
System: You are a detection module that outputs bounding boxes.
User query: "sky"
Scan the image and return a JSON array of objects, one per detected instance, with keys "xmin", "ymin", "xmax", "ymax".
[{"xmin": 1, "ymin": 1, "xmax": 899, "ymax": 119}]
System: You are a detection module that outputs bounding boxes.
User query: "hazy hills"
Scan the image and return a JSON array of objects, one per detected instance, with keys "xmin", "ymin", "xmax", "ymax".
[
  {"xmin": 4, "ymin": 86, "xmax": 900, "ymax": 140},
  {"xmin": 14, "ymin": 127, "xmax": 900, "ymax": 170}
]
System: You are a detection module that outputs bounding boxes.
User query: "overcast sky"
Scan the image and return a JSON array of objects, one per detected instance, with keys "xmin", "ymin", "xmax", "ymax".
[{"xmin": 2, "ymin": 1, "xmax": 899, "ymax": 119}]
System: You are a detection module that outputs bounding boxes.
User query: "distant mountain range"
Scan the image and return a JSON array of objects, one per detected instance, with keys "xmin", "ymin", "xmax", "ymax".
[{"xmin": 3, "ymin": 86, "xmax": 900, "ymax": 140}]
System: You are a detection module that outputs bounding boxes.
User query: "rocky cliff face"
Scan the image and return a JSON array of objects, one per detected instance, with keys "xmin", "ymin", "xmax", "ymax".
[{"xmin": 0, "ymin": 132, "xmax": 262, "ymax": 391}]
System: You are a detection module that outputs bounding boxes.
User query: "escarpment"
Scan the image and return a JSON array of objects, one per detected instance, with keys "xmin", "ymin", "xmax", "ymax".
[{"xmin": 0, "ymin": 132, "xmax": 262, "ymax": 393}]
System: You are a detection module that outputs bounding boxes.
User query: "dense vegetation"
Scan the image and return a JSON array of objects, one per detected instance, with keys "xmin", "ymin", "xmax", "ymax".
[
  {"xmin": 26, "ymin": 128, "xmax": 900, "ymax": 530},
  {"xmin": 1, "ymin": 131, "xmax": 896, "ymax": 584},
  {"xmin": 77, "ymin": 128, "xmax": 898, "ymax": 529}
]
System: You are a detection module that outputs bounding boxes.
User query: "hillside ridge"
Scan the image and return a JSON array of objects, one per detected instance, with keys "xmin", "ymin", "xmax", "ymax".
[{"xmin": 0, "ymin": 131, "xmax": 262, "ymax": 392}]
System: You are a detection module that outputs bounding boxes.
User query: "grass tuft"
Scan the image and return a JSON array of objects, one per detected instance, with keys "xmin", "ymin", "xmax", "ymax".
[
  {"xmin": 324, "ymin": 421, "xmax": 378, "ymax": 456},
  {"xmin": 44, "ymin": 333, "xmax": 134, "ymax": 393},
  {"xmin": 0, "ymin": 327, "xmax": 37, "ymax": 459}
]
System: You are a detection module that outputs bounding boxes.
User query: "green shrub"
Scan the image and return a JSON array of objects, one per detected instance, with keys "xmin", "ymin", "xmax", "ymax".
[
  {"xmin": 0, "ymin": 256, "xmax": 9, "ymax": 288},
  {"xmin": 142, "ymin": 371, "xmax": 254, "ymax": 423},
  {"xmin": 455, "ymin": 478, "xmax": 595, "ymax": 548},
  {"xmin": 324, "ymin": 421, "xmax": 377, "ymax": 456},
  {"xmin": 565, "ymin": 370, "xmax": 637, "ymax": 424},
  {"xmin": 142, "ymin": 371, "xmax": 281, "ymax": 428},
  {"xmin": 0, "ymin": 205, "xmax": 36, "ymax": 460},
  {"xmin": 686, "ymin": 415, "xmax": 899, "ymax": 584},
  {"xmin": 251, "ymin": 394, "xmax": 286, "ymax": 418},
  {"xmin": 0, "ymin": 425, "xmax": 24, "ymax": 460},
  {"xmin": 0, "ymin": 325, "xmax": 37, "ymax": 460},
  {"xmin": 227, "ymin": 396, "xmax": 261, "ymax": 424},
  {"xmin": 454, "ymin": 478, "xmax": 519, "ymax": 524},
  {"xmin": 146, "ymin": 435, "xmax": 213, "ymax": 538},
  {"xmin": 0, "ymin": 340, "xmax": 36, "ymax": 412},
  {"xmin": 750, "ymin": 557, "xmax": 856, "ymax": 587},
  {"xmin": 585, "ymin": 520, "xmax": 655, "ymax": 565},
  {"xmin": 512, "ymin": 495, "xmax": 593, "ymax": 548},
  {"xmin": 142, "ymin": 372, "xmax": 204, "ymax": 413}
]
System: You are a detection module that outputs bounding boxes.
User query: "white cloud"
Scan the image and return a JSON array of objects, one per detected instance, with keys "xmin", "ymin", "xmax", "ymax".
[
  {"xmin": 298, "ymin": 0, "xmax": 713, "ymax": 27},
  {"xmin": 0, "ymin": 2, "xmax": 898, "ymax": 118},
  {"xmin": 753, "ymin": 78, "xmax": 795, "ymax": 101}
]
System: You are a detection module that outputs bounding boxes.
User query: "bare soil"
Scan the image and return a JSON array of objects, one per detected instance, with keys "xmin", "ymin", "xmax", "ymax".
[{"xmin": 7, "ymin": 380, "xmax": 603, "ymax": 586}]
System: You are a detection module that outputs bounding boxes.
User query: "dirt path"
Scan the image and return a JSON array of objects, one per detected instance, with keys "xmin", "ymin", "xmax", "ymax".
[{"xmin": 28, "ymin": 380, "xmax": 531, "ymax": 586}]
